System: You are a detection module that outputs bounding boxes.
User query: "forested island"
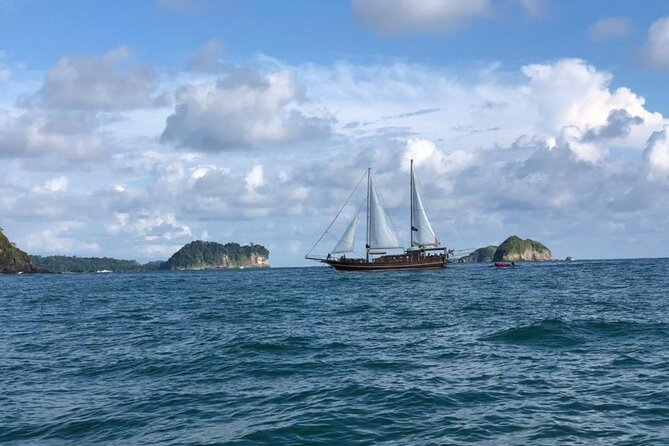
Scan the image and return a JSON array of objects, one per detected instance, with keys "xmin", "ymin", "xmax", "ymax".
[
  {"xmin": 0, "ymin": 229, "xmax": 36, "ymax": 273},
  {"xmin": 164, "ymin": 241, "xmax": 269, "ymax": 270},
  {"xmin": 455, "ymin": 235, "xmax": 553, "ymax": 263},
  {"xmin": 30, "ymin": 256, "xmax": 162, "ymax": 273},
  {"xmin": 23, "ymin": 241, "xmax": 270, "ymax": 273}
]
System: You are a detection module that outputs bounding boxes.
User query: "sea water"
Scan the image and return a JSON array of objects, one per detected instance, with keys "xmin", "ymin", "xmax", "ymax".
[{"xmin": 1, "ymin": 259, "xmax": 668, "ymax": 445}]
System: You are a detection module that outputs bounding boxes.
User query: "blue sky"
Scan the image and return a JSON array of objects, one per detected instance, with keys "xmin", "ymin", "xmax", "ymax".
[{"xmin": 1, "ymin": 0, "xmax": 669, "ymax": 265}]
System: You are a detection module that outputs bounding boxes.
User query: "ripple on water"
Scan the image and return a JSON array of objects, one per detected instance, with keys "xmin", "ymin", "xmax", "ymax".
[{"xmin": 2, "ymin": 260, "xmax": 669, "ymax": 444}]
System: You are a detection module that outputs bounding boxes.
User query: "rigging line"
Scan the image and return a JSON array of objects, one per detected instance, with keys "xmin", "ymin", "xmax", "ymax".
[
  {"xmin": 333, "ymin": 199, "xmax": 367, "ymax": 255},
  {"xmin": 412, "ymin": 164, "xmax": 438, "ymax": 244},
  {"xmin": 305, "ymin": 170, "xmax": 367, "ymax": 257},
  {"xmin": 452, "ymin": 247, "xmax": 477, "ymax": 253}
]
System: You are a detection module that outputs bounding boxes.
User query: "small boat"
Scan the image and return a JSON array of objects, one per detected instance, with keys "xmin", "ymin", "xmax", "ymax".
[
  {"xmin": 306, "ymin": 160, "xmax": 448, "ymax": 271},
  {"xmin": 494, "ymin": 262, "xmax": 516, "ymax": 268}
]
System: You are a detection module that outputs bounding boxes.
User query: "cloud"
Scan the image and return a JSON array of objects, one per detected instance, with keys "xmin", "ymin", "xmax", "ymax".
[
  {"xmin": 29, "ymin": 46, "xmax": 162, "ymax": 111},
  {"xmin": 300, "ymin": 58, "xmax": 663, "ymax": 155},
  {"xmin": 105, "ymin": 211, "xmax": 193, "ymax": 241},
  {"xmin": 581, "ymin": 109, "xmax": 643, "ymax": 142},
  {"xmin": 0, "ymin": 47, "xmax": 170, "ymax": 164},
  {"xmin": 0, "ymin": 109, "xmax": 108, "ymax": 160},
  {"xmin": 352, "ymin": 0, "xmax": 492, "ymax": 34},
  {"xmin": 245, "ymin": 164, "xmax": 265, "ymax": 190},
  {"xmin": 519, "ymin": 59, "xmax": 662, "ymax": 140},
  {"xmin": 643, "ymin": 17, "xmax": 669, "ymax": 70},
  {"xmin": 0, "ymin": 68, "xmax": 10, "ymax": 83},
  {"xmin": 33, "ymin": 176, "xmax": 69, "ymax": 193},
  {"xmin": 161, "ymin": 69, "xmax": 332, "ymax": 151},
  {"xmin": 352, "ymin": 0, "xmax": 545, "ymax": 35},
  {"xmin": 382, "ymin": 107, "xmax": 442, "ymax": 120},
  {"xmin": 189, "ymin": 39, "xmax": 225, "ymax": 72},
  {"xmin": 517, "ymin": 0, "xmax": 547, "ymax": 20},
  {"xmin": 644, "ymin": 127, "xmax": 669, "ymax": 178},
  {"xmin": 588, "ymin": 17, "xmax": 633, "ymax": 42},
  {"xmin": 24, "ymin": 222, "xmax": 100, "ymax": 254}
]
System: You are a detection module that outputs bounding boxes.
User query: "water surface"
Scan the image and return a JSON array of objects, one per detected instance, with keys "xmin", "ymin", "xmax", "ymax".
[{"xmin": 2, "ymin": 259, "xmax": 668, "ymax": 444}]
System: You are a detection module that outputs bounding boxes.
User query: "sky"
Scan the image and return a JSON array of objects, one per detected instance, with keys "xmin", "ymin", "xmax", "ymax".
[{"xmin": 1, "ymin": 0, "xmax": 669, "ymax": 266}]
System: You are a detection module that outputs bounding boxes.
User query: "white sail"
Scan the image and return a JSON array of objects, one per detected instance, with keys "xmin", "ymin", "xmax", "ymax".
[
  {"xmin": 332, "ymin": 212, "xmax": 358, "ymax": 254},
  {"xmin": 368, "ymin": 177, "xmax": 401, "ymax": 249},
  {"xmin": 411, "ymin": 165, "xmax": 439, "ymax": 246}
]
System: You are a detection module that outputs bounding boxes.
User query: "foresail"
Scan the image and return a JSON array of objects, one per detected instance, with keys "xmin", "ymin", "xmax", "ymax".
[
  {"xmin": 332, "ymin": 212, "xmax": 358, "ymax": 254},
  {"xmin": 411, "ymin": 168, "xmax": 439, "ymax": 246},
  {"xmin": 368, "ymin": 177, "xmax": 401, "ymax": 249}
]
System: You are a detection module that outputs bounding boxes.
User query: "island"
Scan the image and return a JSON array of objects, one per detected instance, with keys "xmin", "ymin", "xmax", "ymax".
[
  {"xmin": 455, "ymin": 235, "xmax": 553, "ymax": 263},
  {"xmin": 0, "ymin": 228, "xmax": 36, "ymax": 274},
  {"xmin": 27, "ymin": 240, "xmax": 270, "ymax": 273},
  {"xmin": 454, "ymin": 245, "xmax": 498, "ymax": 263},
  {"xmin": 163, "ymin": 241, "xmax": 269, "ymax": 270},
  {"xmin": 493, "ymin": 235, "xmax": 553, "ymax": 261},
  {"xmin": 30, "ymin": 256, "xmax": 159, "ymax": 273}
]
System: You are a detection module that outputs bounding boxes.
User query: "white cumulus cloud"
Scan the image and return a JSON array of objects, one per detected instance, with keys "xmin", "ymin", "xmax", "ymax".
[
  {"xmin": 644, "ymin": 127, "xmax": 669, "ymax": 178},
  {"xmin": 30, "ymin": 46, "xmax": 163, "ymax": 111},
  {"xmin": 161, "ymin": 69, "xmax": 332, "ymax": 151}
]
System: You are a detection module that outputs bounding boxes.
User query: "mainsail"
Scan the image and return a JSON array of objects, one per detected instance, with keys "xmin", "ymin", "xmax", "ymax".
[
  {"xmin": 368, "ymin": 176, "xmax": 401, "ymax": 249},
  {"xmin": 332, "ymin": 212, "xmax": 358, "ymax": 254},
  {"xmin": 411, "ymin": 163, "xmax": 439, "ymax": 246}
]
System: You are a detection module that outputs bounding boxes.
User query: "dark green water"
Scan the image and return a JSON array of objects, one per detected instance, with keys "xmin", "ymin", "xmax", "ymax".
[{"xmin": 2, "ymin": 259, "xmax": 669, "ymax": 445}]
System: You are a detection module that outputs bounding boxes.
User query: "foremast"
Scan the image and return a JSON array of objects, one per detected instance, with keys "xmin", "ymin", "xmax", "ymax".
[
  {"xmin": 366, "ymin": 168, "xmax": 371, "ymax": 263},
  {"xmin": 410, "ymin": 159, "xmax": 415, "ymax": 247}
]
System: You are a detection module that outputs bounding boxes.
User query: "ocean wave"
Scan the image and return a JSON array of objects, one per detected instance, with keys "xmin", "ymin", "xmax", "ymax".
[{"xmin": 482, "ymin": 319, "xmax": 669, "ymax": 347}]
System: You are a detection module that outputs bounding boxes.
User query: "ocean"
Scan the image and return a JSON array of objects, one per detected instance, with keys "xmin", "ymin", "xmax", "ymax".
[{"xmin": 2, "ymin": 259, "xmax": 668, "ymax": 445}]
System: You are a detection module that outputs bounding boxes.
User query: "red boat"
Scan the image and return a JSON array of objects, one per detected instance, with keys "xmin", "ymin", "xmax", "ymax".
[{"xmin": 494, "ymin": 262, "xmax": 516, "ymax": 268}]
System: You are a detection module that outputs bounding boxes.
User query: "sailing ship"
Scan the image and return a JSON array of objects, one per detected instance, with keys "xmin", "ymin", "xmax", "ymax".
[{"xmin": 305, "ymin": 160, "xmax": 448, "ymax": 271}]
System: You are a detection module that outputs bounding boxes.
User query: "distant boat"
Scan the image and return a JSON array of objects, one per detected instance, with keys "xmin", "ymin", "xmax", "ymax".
[
  {"xmin": 306, "ymin": 160, "xmax": 448, "ymax": 271},
  {"xmin": 565, "ymin": 256, "xmax": 574, "ymax": 261},
  {"xmin": 494, "ymin": 262, "xmax": 516, "ymax": 268},
  {"xmin": 96, "ymin": 270, "xmax": 113, "ymax": 273}
]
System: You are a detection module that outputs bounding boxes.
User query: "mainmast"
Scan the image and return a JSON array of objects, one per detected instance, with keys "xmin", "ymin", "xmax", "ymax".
[
  {"xmin": 410, "ymin": 159, "xmax": 414, "ymax": 247},
  {"xmin": 366, "ymin": 168, "xmax": 371, "ymax": 263}
]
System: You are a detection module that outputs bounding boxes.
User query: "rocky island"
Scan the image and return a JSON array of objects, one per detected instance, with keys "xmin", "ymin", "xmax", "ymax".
[
  {"xmin": 456, "ymin": 235, "xmax": 553, "ymax": 263},
  {"xmin": 163, "ymin": 241, "xmax": 269, "ymax": 270},
  {"xmin": 493, "ymin": 236, "xmax": 553, "ymax": 261},
  {"xmin": 0, "ymin": 229, "xmax": 36, "ymax": 274}
]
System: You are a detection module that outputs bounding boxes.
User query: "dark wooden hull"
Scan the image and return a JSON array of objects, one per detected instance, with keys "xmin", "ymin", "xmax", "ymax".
[{"xmin": 323, "ymin": 255, "xmax": 446, "ymax": 271}]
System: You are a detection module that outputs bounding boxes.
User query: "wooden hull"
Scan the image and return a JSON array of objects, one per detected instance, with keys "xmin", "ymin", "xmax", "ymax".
[{"xmin": 323, "ymin": 255, "xmax": 446, "ymax": 271}]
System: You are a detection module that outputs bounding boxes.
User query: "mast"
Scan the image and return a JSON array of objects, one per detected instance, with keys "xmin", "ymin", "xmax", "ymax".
[
  {"xmin": 410, "ymin": 159, "xmax": 414, "ymax": 247},
  {"xmin": 366, "ymin": 168, "xmax": 371, "ymax": 263}
]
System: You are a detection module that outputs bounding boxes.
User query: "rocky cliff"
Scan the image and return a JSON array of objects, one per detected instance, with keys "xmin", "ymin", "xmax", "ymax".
[
  {"xmin": 456, "ymin": 245, "xmax": 498, "ymax": 263},
  {"xmin": 164, "ymin": 241, "xmax": 270, "ymax": 270},
  {"xmin": 492, "ymin": 235, "xmax": 553, "ymax": 262},
  {"xmin": 0, "ymin": 229, "xmax": 35, "ymax": 274}
]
